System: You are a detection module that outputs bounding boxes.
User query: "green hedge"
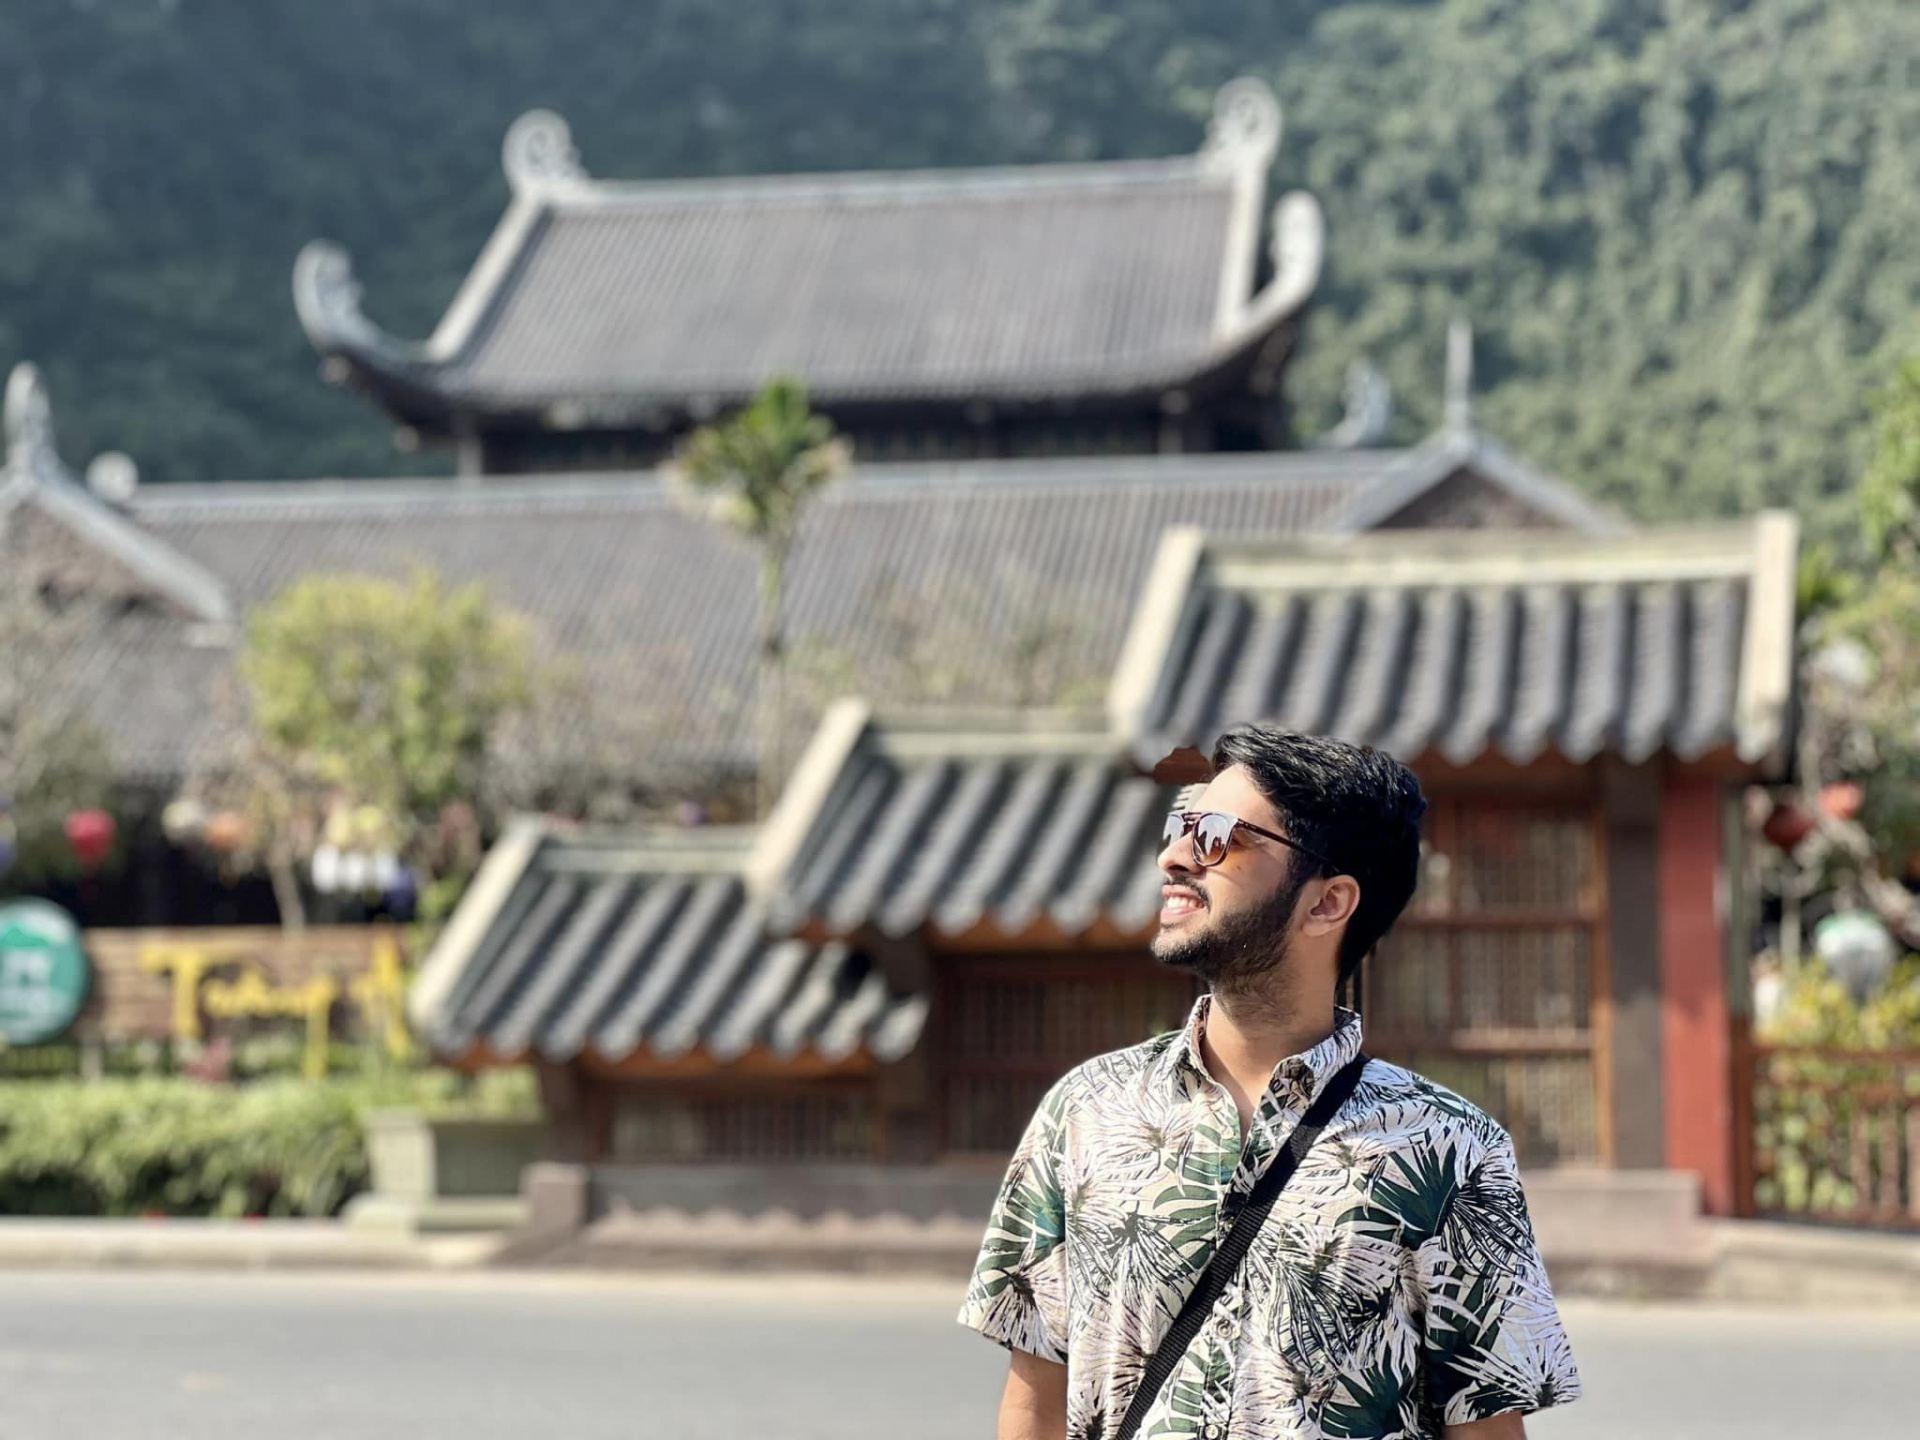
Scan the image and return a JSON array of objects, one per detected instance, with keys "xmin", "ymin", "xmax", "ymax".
[{"xmin": 0, "ymin": 1069, "xmax": 540, "ymax": 1219}]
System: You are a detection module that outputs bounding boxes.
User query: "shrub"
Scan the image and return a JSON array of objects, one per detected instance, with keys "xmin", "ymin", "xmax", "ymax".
[{"xmin": 0, "ymin": 1068, "xmax": 541, "ymax": 1218}]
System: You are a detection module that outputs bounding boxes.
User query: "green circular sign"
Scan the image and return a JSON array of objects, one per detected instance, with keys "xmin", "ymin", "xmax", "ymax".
[{"xmin": 0, "ymin": 900, "xmax": 90, "ymax": 1045}]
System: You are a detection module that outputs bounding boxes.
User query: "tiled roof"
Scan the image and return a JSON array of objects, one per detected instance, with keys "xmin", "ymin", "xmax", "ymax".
[
  {"xmin": 3, "ymin": 363, "xmax": 231, "ymax": 626},
  {"xmin": 114, "ymin": 449, "xmax": 1393, "ymax": 779},
  {"xmin": 1131, "ymin": 518, "xmax": 1800, "ymax": 768},
  {"xmin": 294, "ymin": 81, "xmax": 1323, "ymax": 422},
  {"xmin": 775, "ymin": 735, "xmax": 1176, "ymax": 942},
  {"xmin": 419, "ymin": 826, "xmax": 926, "ymax": 1067}
]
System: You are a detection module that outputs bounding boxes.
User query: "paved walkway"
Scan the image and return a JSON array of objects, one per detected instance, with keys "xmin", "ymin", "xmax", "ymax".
[{"xmin": 7, "ymin": 1271, "xmax": 1917, "ymax": 1439}]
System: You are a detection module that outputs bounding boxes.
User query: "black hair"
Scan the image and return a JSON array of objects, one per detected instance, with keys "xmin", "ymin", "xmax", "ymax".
[{"xmin": 1209, "ymin": 726, "xmax": 1427, "ymax": 983}]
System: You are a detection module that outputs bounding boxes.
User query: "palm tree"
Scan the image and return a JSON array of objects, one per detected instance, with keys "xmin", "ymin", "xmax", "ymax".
[{"xmin": 669, "ymin": 379, "xmax": 849, "ymax": 815}]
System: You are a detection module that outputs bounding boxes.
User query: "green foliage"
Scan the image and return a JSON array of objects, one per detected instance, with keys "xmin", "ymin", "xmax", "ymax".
[
  {"xmin": 1752, "ymin": 958, "xmax": 1920, "ymax": 1217},
  {"xmin": 670, "ymin": 378, "xmax": 848, "ymax": 563},
  {"xmin": 0, "ymin": 1077, "xmax": 367, "ymax": 1217},
  {"xmin": 1813, "ymin": 566, "xmax": 1920, "ymax": 863},
  {"xmin": 1861, "ymin": 356, "xmax": 1920, "ymax": 560},
  {"xmin": 243, "ymin": 569, "xmax": 532, "ymax": 820},
  {"xmin": 0, "ymin": 1067, "xmax": 541, "ymax": 1218},
  {"xmin": 1761, "ymin": 955, "xmax": 1920, "ymax": 1052},
  {"xmin": 670, "ymin": 380, "xmax": 848, "ymax": 810},
  {"xmin": 229, "ymin": 568, "xmax": 533, "ymax": 919},
  {"xmin": 4, "ymin": 1, "xmax": 1916, "ymax": 542}
]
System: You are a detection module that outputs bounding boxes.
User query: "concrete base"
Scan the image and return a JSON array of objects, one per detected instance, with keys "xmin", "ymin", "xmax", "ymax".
[
  {"xmin": 491, "ymin": 1161, "xmax": 1920, "ymax": 1308},
  {"xmin": 1706, "ymin": 1220, "xmax": 1920, "ymax": 1306},
  {"xmin": 1523, "ymin": 1168, "xmax": 1714, "ymax": 1266},
  {"xmin": 342, "ymin": 1193, "xmax": 528, "ymax": 1237},
  {"xmin": 0, "ymin": 1218, "xmax": 505, "ymax": 1271},
  {"xmin": 523, "ymin": 1210, "xmax": 982, "ymax": 1276}
]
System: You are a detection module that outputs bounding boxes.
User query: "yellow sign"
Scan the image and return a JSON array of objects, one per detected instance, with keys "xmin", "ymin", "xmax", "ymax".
[{"xmin": 140, "ymin": 934, "xmax": 410, "ymax": 1080}]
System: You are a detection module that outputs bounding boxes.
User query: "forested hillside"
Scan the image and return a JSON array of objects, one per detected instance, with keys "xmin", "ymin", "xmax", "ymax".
[{"xmin": 3, "ymin": 0, "xmax": 1916, "ymax": 537}]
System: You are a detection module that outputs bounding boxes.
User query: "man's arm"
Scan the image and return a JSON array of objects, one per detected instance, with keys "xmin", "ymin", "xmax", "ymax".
[
  {"xmin": 1447, "ymin": 1414, "xmax": 1526, "ymax": 1440},
  {"xmin": 996, "ymin": 1350, "xmax": 1068, "ymax": 1440}
]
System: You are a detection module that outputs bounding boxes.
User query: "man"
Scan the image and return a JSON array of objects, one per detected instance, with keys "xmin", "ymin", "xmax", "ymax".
[{"xmin": 958, "ymin": 727, "xmax": 1581, "ymax": 1440}]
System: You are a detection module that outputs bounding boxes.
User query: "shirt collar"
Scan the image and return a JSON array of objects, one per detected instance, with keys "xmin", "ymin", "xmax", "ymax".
[{"xmin": 1159, "ymin": 993, "xmax": 1365, "ymax": 1111}]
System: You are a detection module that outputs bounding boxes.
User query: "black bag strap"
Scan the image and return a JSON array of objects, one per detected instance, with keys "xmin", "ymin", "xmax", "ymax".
[{"xmin": 1113, "ymin": 1052, "xmax": 1369, "ymax": 1440}]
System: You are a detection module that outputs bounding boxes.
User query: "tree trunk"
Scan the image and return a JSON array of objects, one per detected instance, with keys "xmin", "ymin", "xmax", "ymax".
[
  {"xmin": 267, "ymin": 841, "xmax": 307, "ymax": 932},
  {"xmin": 756, "ymin": 546, "xmax": 789, "ymax": 819}
]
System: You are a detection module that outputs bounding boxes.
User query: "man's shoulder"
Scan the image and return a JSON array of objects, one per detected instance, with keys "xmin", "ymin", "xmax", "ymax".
[{"xmin": 1356, "ymin": 1055, "xmax": 1516, "ymax": 1163}]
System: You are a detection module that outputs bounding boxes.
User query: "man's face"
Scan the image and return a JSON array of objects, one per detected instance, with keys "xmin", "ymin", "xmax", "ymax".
[{"xmin": 1150, "ymin": 764, "xmax": 1309, "ymax": 986}]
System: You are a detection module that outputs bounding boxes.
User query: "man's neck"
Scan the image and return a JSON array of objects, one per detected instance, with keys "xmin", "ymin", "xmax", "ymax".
[{"xmin": 1198, "ymin": 986, "xmax": 1338, "ymax": 1135}]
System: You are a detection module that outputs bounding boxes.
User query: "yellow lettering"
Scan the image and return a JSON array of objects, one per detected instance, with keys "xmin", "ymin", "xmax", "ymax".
[
  {"xmin": 140, "ymin": 936, "xmax": 399, "ymax": 1073},
  {"xmin": 139, "ymin": 945, "xmax": 229, "ymax": 1041},
  {"xmin": 349, "ymin": 934, "xmax": 412, "ymax": 1063}
]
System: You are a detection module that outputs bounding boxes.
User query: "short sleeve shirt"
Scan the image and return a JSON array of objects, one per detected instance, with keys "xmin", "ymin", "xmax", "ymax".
[{"xmin": 957, "ymin": 999, "xmax": 1582, "ymax": 1439}]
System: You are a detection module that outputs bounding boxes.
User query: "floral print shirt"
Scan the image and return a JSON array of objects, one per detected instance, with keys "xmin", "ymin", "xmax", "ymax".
[{"xmin": 957, "ymin": 999, "xmax": 1581, "ymax": 1439}]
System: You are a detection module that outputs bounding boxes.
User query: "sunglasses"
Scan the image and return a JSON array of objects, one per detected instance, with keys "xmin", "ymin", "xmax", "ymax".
[{"xmin": 1161, "ymin": 810, "xmax": 1338, "ymax": 874}]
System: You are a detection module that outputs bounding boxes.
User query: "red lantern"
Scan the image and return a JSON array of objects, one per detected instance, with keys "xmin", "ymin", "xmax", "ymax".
[
  {"xmin": 1761, "ymin": 801, "xmax": 1814, "ymax": 855},
  {"xmin": 64, "ymin": 809, "xmax": 116, "ymax": 869},
  {"xmin": 1818, "ymin": 782, "xmax": 1864, "ymax": 822}
]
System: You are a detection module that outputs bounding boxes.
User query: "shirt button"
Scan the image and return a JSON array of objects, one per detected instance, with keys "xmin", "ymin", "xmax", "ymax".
[{"xmin": 1202, "ymin": 1425, "xmax": 1225, "ymax": 1440}]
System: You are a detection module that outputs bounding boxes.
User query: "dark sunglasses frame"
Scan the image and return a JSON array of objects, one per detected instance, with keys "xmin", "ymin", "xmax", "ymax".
[{"xmin": 1162, "ymin": 809, "xmax": 1339, "ymax": 875}]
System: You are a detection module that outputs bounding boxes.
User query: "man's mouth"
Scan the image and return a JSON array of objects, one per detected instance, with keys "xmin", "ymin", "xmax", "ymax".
[{"xmin": 1159, "ymin": 885, "xmax": 1206, "ymax": 924}]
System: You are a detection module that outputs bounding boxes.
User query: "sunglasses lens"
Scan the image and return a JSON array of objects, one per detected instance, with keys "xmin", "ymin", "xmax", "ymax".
[
  {"xmin": 1162, "ymin": 812, "xmax": 1187, "ymax": 848},
  {"xmin": 1194, "ymin": 813, "xmax": 1234, "ymax": 866}
]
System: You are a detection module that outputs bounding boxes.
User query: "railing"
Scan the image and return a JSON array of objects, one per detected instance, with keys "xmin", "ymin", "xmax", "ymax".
[{"xmin": 1737, "ymin": 1041, "xmax": 1920, "ymax": 1227}]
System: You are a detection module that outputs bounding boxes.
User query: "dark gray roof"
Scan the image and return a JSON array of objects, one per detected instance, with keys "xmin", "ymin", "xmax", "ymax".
[
  {"xmin": 1133, "ymin": 519, "xmax": 1800, "ymax": 768},
  {"xmin": 3, "ymin": 363, "xmax": 231, "ymax": 626},
  {"xmin": 423, "ymin": 828, "xmax": 926, "ymax": 1066},
  {"xmin": 775, "ymin": 737, "xmax": 1176, "ymax": 942},
  {"xmin": 115, "ymin": 449, "xmax": 1398, "ymax": 779},
  {"xmin": 295, "ymin": 80, "xmax": 1324, "ymax": 422}
]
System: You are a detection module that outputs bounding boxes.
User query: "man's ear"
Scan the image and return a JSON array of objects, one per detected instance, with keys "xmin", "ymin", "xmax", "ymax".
[{"xmin": 1303, "ymin": 875, "xmax": 1361, "ymax": 934}]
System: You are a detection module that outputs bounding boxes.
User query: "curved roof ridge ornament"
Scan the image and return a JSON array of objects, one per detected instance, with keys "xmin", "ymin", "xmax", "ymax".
[
  {"xmin": 503, "ymin": 109, "xmax": 588, "ymax": 196},
  {"xmin": 292, "ymin": 241, "xmax": 428, "ymax": 379},
  {"xmin": 1445, "ymin": 316, "xmax": 1475, "ymax": 433},
  {"xmin": 1315, "ymin": 361, "xmax": 1395, "ymax": 451},
  {"xmin": 1199, "ymin": 77, "xmax": 1283, "ymax": 176},
  {"xmin": 4, "ymin": 361, "xmax": 57, "ymax": 478},
  {"xmin": 1215, "ymin": 190, "xmax": 1325, "ymax": 350}
]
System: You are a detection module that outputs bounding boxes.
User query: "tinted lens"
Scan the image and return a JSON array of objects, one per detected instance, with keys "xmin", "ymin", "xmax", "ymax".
[
  {"xmin": 1162, "ymin": 812, "xmax": 1188, "ymax": 848},
  {"xmin": 1193, "ymin": 813, "xmax": 1235, "ymax": 866}
]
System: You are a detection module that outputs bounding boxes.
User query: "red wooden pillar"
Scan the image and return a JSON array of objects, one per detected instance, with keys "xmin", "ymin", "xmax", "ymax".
[{"xmin": 1658, "ymin": 777, "xmax": 1734, "ymax": 1214}]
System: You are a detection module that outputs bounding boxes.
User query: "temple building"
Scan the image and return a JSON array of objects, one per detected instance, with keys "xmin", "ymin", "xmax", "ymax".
[
  {"xmin": 3, "ymin": 74, "xmax": 1806, "ymax": 1238},
  {"xmin": 294, "ymin": 80, "xmax": 1326, "ymax": 474},
  {"xmin": 412, "ymin": 515, "xmax": 1799, "ymax": 1227}
]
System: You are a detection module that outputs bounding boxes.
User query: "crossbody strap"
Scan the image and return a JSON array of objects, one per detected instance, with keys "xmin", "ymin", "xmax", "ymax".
[{"xmin": 1113, "ymin": 1052, "xmax": 1369, "ymax": 1440}]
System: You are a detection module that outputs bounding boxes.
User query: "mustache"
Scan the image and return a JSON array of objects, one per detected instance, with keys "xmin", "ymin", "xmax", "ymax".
[{"xmin": 1162, "ymin": 875, "xmax": 1210, "ymax": 907}]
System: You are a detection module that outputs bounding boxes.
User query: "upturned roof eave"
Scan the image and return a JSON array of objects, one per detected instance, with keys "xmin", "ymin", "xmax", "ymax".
[{"xmin": 296, "ymin": 79, "xmax": 1314, "ymax": 437}]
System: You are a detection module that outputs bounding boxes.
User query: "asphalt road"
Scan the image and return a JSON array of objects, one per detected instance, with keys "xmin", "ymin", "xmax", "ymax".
[{"xmin": 4, "ymin": 1271, "xmax": 1914, "ymax": 1439}]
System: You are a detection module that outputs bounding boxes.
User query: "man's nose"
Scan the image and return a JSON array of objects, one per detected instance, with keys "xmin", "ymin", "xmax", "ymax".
[{"xmin": 1156, "ymin": 832, "xmax": 1199, "ymax": 877}]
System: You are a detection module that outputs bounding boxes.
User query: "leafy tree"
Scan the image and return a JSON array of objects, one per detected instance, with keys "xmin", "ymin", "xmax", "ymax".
[
  {"xmin": 669, "ymin": 379, "xmax": 848, "ymax": 814},
  {"xmin": 201, "ymin": 569, "xmax": 534, "ymax": 926},
  {"xmin": 1757, "ymin": 352, "xmax": 1920, "ymax": 973},
  {"xmin": 3, "ymin": 0, "xmax": 1918, "ymax": 546},
  {"xmin": 1861, "ymin": 356, "xmax": 1920, "ymax": 562}
]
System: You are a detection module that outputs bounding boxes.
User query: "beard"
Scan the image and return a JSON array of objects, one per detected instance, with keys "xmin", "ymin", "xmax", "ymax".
[{"xmin": 1151, "ymin": 871, "xmax": 1304, "ymax": 991}]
